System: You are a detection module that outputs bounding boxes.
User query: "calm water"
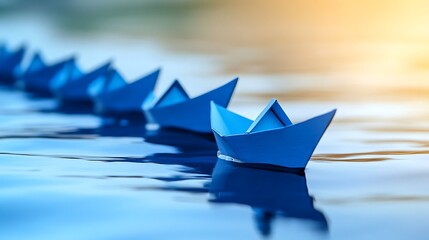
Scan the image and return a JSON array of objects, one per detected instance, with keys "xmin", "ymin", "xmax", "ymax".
[{"xmin": 1, "ymin": 2, "xmax": 429, "ymax": 240}]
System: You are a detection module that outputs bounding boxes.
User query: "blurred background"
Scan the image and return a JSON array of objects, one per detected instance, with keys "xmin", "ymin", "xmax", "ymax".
[{"xmin": 2, "ymin": 0, "xmax": 429, "ymax": 105}]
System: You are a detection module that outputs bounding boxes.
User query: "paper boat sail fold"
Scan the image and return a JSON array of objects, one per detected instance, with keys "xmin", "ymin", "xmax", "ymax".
[
  {"xmin": 24, "ymin": 52, "xmax": 46, "ymax": 76},
  {"xmin": 94, "ymin": 68, "xmax": 160, "ymax": 116},
  {"xmin": 211, "ymin": 99, "xmax": 336, "ymax": 169},
  {"xmin": 19, "ymin": 56, "xmax": 79, "ymax": 96},
  {"xmin": 0, "ymin": 45, "xmax": 26, "ymax": 85},
  {"xmin": 152, "ymin": 80, "xmax": 189, "ymax": 108},
  {"xmin": 145, "ymin": 78, "xmax": 238, "ymax": 133},
  {"xmin": 89, "ymin": 68, "xmax": 127, "ymax": 97},
  {"xmin": 246, "ymin": 99, "xmax": 293, "ymax": 133},
  {"xmin": 54, "ymin": 61, "xmax": 111, "ymax": 103}
]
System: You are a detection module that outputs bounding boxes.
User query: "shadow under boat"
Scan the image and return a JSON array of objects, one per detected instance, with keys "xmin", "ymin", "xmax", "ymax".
[
  {"xmin": 35, "ymin": 92, "xmax": 147, "ymax": 119},
  {"xmin": 49, "ymin": 117, "xmax": 217, "ymax": 151},
  {"xmin": 144, "ymin": 127, "xmax": 216, "ymax": 152},
  {"xmin": 209, "ymin": 159, "xmax": 328, "ymax": 237},
  {"xmin": 36, "ymin": 101, "xmax": 95, "ymax": 115}
]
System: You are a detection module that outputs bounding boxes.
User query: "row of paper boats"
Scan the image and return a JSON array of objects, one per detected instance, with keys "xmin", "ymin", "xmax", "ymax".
[{"xmin": 0, "ymin": 44, "xmax": 337, "ymax": 170}]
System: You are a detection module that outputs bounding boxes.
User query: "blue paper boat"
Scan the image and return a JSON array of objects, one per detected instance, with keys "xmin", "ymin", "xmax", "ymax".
[
  {"xmin": 19, "ymin": 56, "xmax": 81, "ymax": 96},
  {"xmin": 54, "ymin": 61, "xmax": 111, "ymax": 104},
  {"xmin": 0, "ymin": 44, "xmax": 7, "ymax": 62},
  {"xmin": 211, "ymin": 99, "xmax": 336, "ymax": 169},
  {"xmin": 209, "ymin": 160, "xmax": 327, "ymax": 236},
  {"xmin": 23, "ymin": 52, "xmax": 46, "ymax": 77},
  {"xmin": 144, "ymin": 78, "xmax": 238, "ymax": 133},
  {"xmin": 93, "ymin": 68, "xmax": 160, "ymax": 116},
  {"xmin": 0, "ymin": 45, "xmax": 26, "ymax": 85}
]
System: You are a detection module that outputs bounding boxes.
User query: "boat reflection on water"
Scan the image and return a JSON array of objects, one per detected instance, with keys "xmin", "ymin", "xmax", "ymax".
[
  {"xmin": 18, "ymin": 94, "xmax": 328, "ymax": 238},
  {"xmin": 42, "ymin": 113, "xmax": 147, "ymax": 138},
  {"xmin": 144, "ymin": 127, "xmax": 216, "ymax": 152},
  {"xmin": 52, "ymin": 115, "xmax": 217, "ymax": 152},
  {"xmin": 209, "ymin": 159, "xmax": 328, "ymax": 237},
  {"xmin": 36, "ymin": 99, "xmax": 96, "ymax": 115}
]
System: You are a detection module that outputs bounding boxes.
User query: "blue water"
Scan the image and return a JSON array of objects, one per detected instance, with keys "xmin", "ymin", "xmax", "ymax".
[
  {"xmin": 2, "ymin": 84, "xmax": 429, "ymax": 240},
  {"xmin": 0, "ymin": 87, "xmax": 325, "ymax": 240},
  {"xmin": 1, "ymin": 5, "xmax": 429, "ymax": 240}
]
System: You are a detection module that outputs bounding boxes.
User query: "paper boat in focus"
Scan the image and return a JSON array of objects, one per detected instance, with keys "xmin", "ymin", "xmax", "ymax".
[
  {"xmin": 0, "ymin": 45, "xmax": 26, "ymax": 85},
  {"xmin": 144, "ymin": 78, "xmax": 238, "ymax": 133},
  {"xmin": 19, "ymin": 55, "xmax": 81, "ymax": 96},
  {"xmin": 54, "ymin": 61, "xmax": 111, "ymax": 104},
  {"xmin": 210, "ymin": 99, "xmax": 336, "ymax": 169},
  {"xmin": 93, "ymin": 68, "xmax": 160, "ymax": 116}
]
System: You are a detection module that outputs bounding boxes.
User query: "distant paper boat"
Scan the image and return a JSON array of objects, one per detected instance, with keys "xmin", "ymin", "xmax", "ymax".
[
  {"xmin": 23, "ymin": 52, "xmax": 47, "ymax": 77},
  {"xmin": 0, "ymin": 45, "xmax": 26, "ymax": 85},
  {"xmin": 211, "ymin": 99, "xmax": 336, "ymax": 169},
  {"xmin": 210, "ymin": 160, "xmax": 327, "ymax": 237},
  {"xmin": 144, "ymin": 78, "xmax": 238, "ymax": 133},
  {"xmin": 19, "ymin": 55, "xmax": 81, "ymax": 96},
  {"xmin": 93, "ymin": 68, "xmax": 160, "ymax": 116},
  {"xmin": 54, "ymin": 61, "xmax": 111, "ymax": 104}
]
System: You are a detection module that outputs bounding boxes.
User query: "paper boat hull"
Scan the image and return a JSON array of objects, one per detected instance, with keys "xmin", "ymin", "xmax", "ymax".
[
  {"xmin": 94, "ymin": 69, "xmax": 159, "ymax": 116},
  {"xmin": 146, "ymin": 79, "xmax": 237, "ymax": 133},
  {"xmin": 213, "ymin": 109, "xmax": 336, "ymax": 169}
]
